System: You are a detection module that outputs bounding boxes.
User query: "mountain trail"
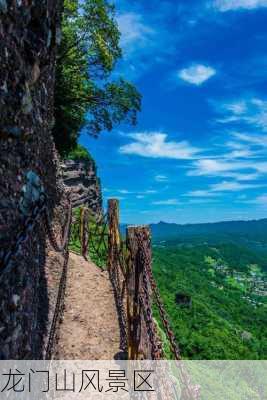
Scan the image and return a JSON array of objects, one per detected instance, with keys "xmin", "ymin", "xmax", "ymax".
[{"xmin": 54, "ymin": 252, "xmax": 121, "ymax": 359}]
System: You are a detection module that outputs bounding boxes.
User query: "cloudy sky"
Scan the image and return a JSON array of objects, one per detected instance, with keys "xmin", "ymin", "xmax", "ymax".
[{"xmin": 80, "ymin": 0, "xmax": 267, "ymax": 224}]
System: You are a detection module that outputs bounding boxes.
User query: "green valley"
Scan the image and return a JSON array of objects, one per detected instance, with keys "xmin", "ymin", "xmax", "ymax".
[{"xmin": 152, "ymin": 228, "xmax": 267, "ymax": 360}]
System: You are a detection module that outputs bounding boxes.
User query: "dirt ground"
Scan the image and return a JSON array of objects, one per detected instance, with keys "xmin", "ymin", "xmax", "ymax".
[{"xmin": 54, "ymin": 252, "xmax": 121, "ymax": 359}]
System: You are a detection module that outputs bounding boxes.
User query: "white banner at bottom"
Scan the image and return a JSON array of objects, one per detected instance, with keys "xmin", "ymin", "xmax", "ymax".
[{"xmin": 0, "ymin": 360, "xmax": 266, "ymax": 399}]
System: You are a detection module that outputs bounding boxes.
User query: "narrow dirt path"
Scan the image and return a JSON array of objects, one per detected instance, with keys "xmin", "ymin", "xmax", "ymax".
[{"xmin": 55, "ymin": 252, "xmax": 121, "ymax": 359}]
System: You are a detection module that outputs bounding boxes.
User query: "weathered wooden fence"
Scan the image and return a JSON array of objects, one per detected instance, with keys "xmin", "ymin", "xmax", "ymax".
[
  {"xmin": 72, "ymin": 199, "xmax": 200, "ymax": 399},
  {"xmin": 75, "ymin": 199, "xmax": 180, "ymax": 360},
  {"xmin": 126, "ymin": 225, "xmax": 160, "ymax": 359}
]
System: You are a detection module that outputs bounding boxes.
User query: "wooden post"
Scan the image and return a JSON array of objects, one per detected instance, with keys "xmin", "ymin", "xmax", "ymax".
[
  {"xmin": 80, "ymin": 207, "xmax": 90, "ymax": 259},
  {"xmin": 107, "ymin": 199, "xmax": 120, "ymax": 272},
  {"xmin": 126, "ymin": 225, "xmax": 152, "ymax": 359},
  {"xmin": 80, "ymin": 207, "xmax": 85, "ymax": 256}
]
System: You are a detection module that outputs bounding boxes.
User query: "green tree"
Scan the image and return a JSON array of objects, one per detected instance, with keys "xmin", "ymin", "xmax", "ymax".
[{"xmin": 54, "ymin": 0, "xmax": 141, "ymax": 155}]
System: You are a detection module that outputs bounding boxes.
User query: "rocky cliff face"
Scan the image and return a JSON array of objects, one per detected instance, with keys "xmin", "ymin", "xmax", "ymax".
[
  {"xmin": 0, "ymin": 0, "xmax": 63, "ymax": 359},
  {"xmin": 61, "ymin": 159, "xmax": 103, "ymax": 217}
]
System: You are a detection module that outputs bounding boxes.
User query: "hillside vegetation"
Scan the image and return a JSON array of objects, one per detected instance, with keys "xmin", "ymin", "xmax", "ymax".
[{"xmin": 153, "ymin": 236, "xmax": 267, "ymax": 360}]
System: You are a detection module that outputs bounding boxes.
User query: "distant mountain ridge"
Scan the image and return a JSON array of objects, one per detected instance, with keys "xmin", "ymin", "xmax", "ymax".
[{"xmin": 149, "ymin": 218, "xmax": 267, "ymax": 240}]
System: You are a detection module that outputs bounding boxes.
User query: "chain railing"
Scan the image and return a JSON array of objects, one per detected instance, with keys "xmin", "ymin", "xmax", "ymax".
[
  {"xmin": 75, "ymin": 199, "xmax": 200, "ymax": 399},
  {"xmin": 0, "ymin": 190, "xmax": 73, "ymax": 360},
  {"xmin": 1, "ymin": 193, "xmax": 199, "ymax": 396},
  {"xmin": 74, "ymin": 200, "xmax": 184, "ymax": 361},
  {"xmin": 44, "ymin": 195, "xmax": 72, "ymax": 360},
  {"xmin": 107, "ymin": 199, "xmax": 128, "ymax": 354}
]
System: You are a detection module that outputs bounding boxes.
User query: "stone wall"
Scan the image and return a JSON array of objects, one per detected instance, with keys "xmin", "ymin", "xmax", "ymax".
[
  {"xmin": 0, "ymin": 0, "xmax": 63, "ymax": 359},
  {"xmin": 61, "ymin": 159, "xmax": 103, "ymax": 218}
]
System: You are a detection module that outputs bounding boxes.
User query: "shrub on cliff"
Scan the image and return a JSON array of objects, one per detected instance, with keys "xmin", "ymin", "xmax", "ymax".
[
  {"xmin": 53, "ymin": 0, "xmax": 141, "ymax": 155},
  {"xmin": 66, "ymin": 145, "xmax": 94, "ymax": 163},
  {"xmin": 66, "ymin": 144, "xmax": 97, "ymax": 171}
]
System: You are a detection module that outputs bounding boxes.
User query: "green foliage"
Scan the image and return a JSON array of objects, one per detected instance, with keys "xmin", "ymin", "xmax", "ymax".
[
  {"xmin": 53, "ymin": 0, "xmax": 141, "ymax": 155},
  {"xmin": 66, "ymin": 144, "xmax": 94, "ymax": 163},
  {"xmin": 87, "ymin": 219, "xmax": 108, "ymax": 269},
  {"xmin": 69, "ymin": 206, "xmax": 108, "ymax": 269},
  {"xmin": 184, "ymin": 362, "xmax": 267, "ymax": 400},
  {"xmin": 152, "ymin": 241, "xmax": 267, "ymax": 360},
  {"xmin": 153, "ymin": 316, "xmax": 172, "ymax": 359}
]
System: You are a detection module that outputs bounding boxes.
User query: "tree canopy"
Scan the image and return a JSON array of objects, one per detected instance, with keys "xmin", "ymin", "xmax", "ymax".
[{"xmin": 53, "ymin": 0, "xmax": 141, "ymax": 155}]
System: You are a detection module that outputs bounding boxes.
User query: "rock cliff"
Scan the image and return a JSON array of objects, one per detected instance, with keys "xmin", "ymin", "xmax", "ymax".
[
  {"xmin": 61, "ymin": 159, "xmax": 103, "ymax": 217},
  {"xmin": 0, "ymin": 0, "xmax": 64, "ymax": 359}
]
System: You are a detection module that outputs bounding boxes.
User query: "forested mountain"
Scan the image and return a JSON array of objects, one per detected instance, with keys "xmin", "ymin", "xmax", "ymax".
[
  {"xmin": 137, "ymin": 218, "xmax": 267, "ymax": 360},
  {"xmin": 151, "ymin": 218, "xmax": 267, "ymax": 240},
  {"xmin": 153, "ymin": 241, "xmax": 267, "ymax": 360}
]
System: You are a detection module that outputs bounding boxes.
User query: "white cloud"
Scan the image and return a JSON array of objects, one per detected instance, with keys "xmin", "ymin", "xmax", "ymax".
[
  {"xmin": 178, "ymin": 64, "xmax": 216, "ymax": 86},
  {"xmin": 187, "ymin": 157, "xmax": 267, "ymax": 181},
  {"xmin": 231, "ymin": 172, "xmax": 261, "ymax": 180},
  {"xmin": 118, "ymin": 189, "xmax": 132, "ymax": 194},
  {"xmin": 225, "ymin": 101, "xmax": 247, "ymax": 115},
  {"xmin": 214, "ymin": 0, "xmax": 267, "ymax": 12},
  {"xmin": 108, "ymin": 188, "xmax": 158, "ymax": 197},
  {"xmin": 184, "ymin": 180, "xmax": 263, "ymax": 198},
  {"xmin": 233, "ymin": 132, "xmax": 267, "ymax": 147},
  {"xmin": 119, "ymin": 132, "xmax": 201, "ymax": 159},
  {"xmin": 217, "ymin": 97, "xmax": 267, "ymax": 131},
  {"xmin": 184, "ymin": 190, "xmax": 220, "ymax": 197},
  {"xmin": 219, "ymin": 130, "xmax": 267, "ymax": 161},
  {"xmin": 155, "ymin": 175, "xmax": 168, "ymax": 182},
  {"xmin": 188, "ymin": 159, "xmax": 249, "ymax": 176},
  {"xmin": 184, "ymin": 180, "xmax": 264, "ymax": 201},
  {"xmin": 222, "ymin": 138, "xmax": 258, "ymax": 159},
  {"xmin": 226, "ymin": 149, "xmax": 255, "ymax": 158},
  {"xmin": 210, "ymin": 180, "xmax": 263, "ymax": 192},
  {"xmin": 153, "ymin": 199, "xmax": 181, "ymax": 205},
  {"xmin": 254, "ymin": 162, "xmax": 267, "ymax": 173},
  {"xmin": 114, "ymin": 11, "xmax": 159, "ymax": 80},
  {"xmin": 116, "ymin": 12, "xmax": 155, "ymax": 54},
  {"xmin": 188, "ymin": 198, "xmax": 219, "ymax": 204},
  {"xmin": 225, "ymin": 140, "xmax": 247, "ymax": 150},
  {"xmin": 248, "ymin": 194, "xmax": 267, "ymax": 204}
]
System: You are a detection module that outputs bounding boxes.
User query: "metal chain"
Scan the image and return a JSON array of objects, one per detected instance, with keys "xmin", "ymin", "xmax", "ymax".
[
  {"xmin": 0, "ymin": 189, "xmax": 73, "ymax": 360},
  {"xmin": 147, "ymin": 264, "xmax": 182, "ymax": 360},
  {"xmin": 135, "ymin": 234, "xmax": 182, "ymax": 360},
  {"xmin": 109, "ymin": 260, "xmax": 128, "ymax": 352},
  {"xmin": 135, "ymin": 235, "xmax": 200, "ymax": 400},
  {"xmin": 139, "ymin": 294, "xmax": 162, "ymax": 359},
  {"xmin": 45, "ymin": 198, "xmax": 73, "ymax": 359},
  {"xmin": 45, "ymin": 248, "xmax": 69, "ymax": 359},
  {"xmin": 69, "ymin": 205, "xmax": 199, "ymax": 400},
  {"xmin": 133, "ymin": 234, "xmax": 162, "ymax": 359},
  {"xmin": 44, "ymin": 196, "xmax": 72, "ymax": 253}
]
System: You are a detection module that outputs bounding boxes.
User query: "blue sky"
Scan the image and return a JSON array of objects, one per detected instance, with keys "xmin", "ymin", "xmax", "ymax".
[{"xmin": 80, "ymin": 0, "xmax": 267, "ymax": 224}]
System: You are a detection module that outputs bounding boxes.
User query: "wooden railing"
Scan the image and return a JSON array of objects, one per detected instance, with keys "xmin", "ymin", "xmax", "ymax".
[
  {"xmin": 75, "ymin": 199, "xmax": 177, "ymax": 360},
  {"xmin": 71, "ymin": 199, "xmax": 200, "ymax": 398}
]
